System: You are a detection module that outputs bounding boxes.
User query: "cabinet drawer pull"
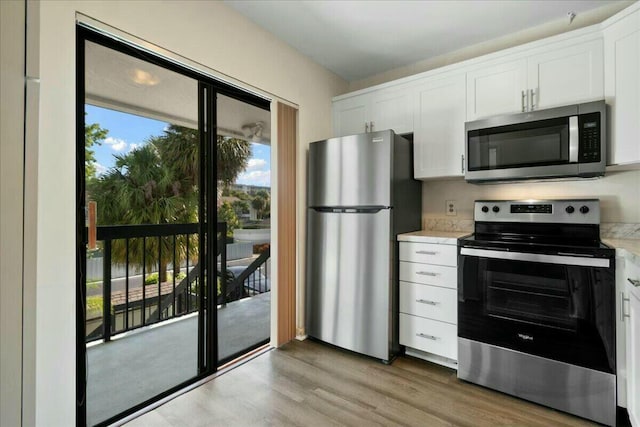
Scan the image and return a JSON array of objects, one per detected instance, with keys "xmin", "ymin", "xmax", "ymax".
[
  {"xmin": 628, "ymin": 278, "xmax": 640, "ymax": 287},
  {"xmin": 416, "ymin": 333, "xmax": 439, "ymax": 341},
  {"xmin": 622, "ymin": 292, "xmax": 630, "ymax": 320},
  {"xmin": 416, "ymin": 271, "xmax": 438, "ymax": 276},
  {"xmin": 416, "ymin": 250, "xmax": 437, "ymax": 255},
  {"xmin": 416, "ymin": 299, "xmax": 439, "ymax": 306}
]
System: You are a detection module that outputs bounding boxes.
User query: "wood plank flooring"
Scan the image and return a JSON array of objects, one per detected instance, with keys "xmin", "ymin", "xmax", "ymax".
[{"xmin": 126, "ymin": 339, "xmax": 595, "ymax": 427}]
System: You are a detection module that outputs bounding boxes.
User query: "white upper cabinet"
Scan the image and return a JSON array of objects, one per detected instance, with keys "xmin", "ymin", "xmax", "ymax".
[
  {"xmin": 333, "ymin": 85, "xmax": 413, "ymax": 137},
  {"xmin": 332, "ymin": 2, "xmax": 638, "ymax": 177},
  {"xmin": 466, "ymin": 59, "xmax": 527, "ymax": 121},
  {"xmin": 467, "ymin": 39, "xmax": 604, "ymax": 121},
  {"xmin": 528, "ymin": 39, "xmax": 604, "ymax": 110},
  {"xmin": 370, "ymin": 86, "xmax": 414, "ymax": 135},
  {"xmin": 333, "ymin": 93, "xmax": 371, "ymax": 136},
  {"xmin": 604, "ymin": 7, "xmax": 640, "ymax": 166},
  {"xmin": 414, "ymin": 74, "xmax": 467, "ymax": 179}
]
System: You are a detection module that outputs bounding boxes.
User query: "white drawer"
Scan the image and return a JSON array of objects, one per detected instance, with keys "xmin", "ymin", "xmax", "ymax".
[
  {"xmin": 399, "ymin": 242, "xmax": 457, "ymax": 266},
  {"xmin": 399, "ymin": 261, "xmax": 457, "ymax": 289},
  {"xmin": 399, "ymin": 281, "xmax": 457, "ymax": 324},
  {"xmin": 400, "ymin": 313, "xmax": 457, "ymax": 361}
]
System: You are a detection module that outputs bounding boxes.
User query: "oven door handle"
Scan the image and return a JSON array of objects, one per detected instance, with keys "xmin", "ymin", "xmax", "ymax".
[{"xmin": 459, "ymin": 247, "xmax": 610, "ymax": 268}]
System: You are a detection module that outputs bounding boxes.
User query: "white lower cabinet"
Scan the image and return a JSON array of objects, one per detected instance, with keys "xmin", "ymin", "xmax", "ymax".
[
  {"xmin": 399, "ymin": 282, "xmax": 457, "ymax": 324},
  {"xmin": 399, "ymin": 313, "xmax": 457, "ymax": 361},
  {"xmin": 617, "ymin": 248, "xmax": 640, "ymax": 427},
  {"xmin": 625, "ymin": 255, "xmax": 640, "ymax": 427},
  {"xmin": 398, "ymin": 240, "xmax": 458, "ymax": 368}
]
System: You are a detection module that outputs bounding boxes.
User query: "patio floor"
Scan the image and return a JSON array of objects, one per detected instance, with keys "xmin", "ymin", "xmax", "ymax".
[{"xmin": 86, "ymin": 292, "xmax": 270, "ymax": 426}]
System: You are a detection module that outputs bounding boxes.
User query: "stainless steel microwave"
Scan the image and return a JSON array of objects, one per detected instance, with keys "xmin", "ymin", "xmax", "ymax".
[{"xmin": 464, "ymin": 101, "xmax": 606, "ymax": 183}]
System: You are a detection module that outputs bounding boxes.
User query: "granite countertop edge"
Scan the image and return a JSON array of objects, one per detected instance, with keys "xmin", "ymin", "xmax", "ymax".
[
  {"xmin": 397, "ymin": 230, "xmax": 470, "ymax": 244},
  {"xmin": 602, "ymin": 238, "xmax": 640, "ymax": 264}
]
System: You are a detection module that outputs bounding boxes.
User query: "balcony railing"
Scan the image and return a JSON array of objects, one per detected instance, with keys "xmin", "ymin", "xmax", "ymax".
[{"xmin": 86, "ymin": 222, "xmax": 270, "ymax": 343}]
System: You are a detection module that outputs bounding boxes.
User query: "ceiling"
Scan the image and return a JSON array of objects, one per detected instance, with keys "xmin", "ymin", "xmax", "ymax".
[
  {"xmin": 85, "ymin": 41, "xmax": 271, "ymax": 143},
  {"xmin": 225, "ymin": 0, "xmax": 625, "ymax": 81}
]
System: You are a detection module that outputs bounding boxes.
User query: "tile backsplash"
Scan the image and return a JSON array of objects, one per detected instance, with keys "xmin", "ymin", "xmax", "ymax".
[
  {"xmin": 423, "ymin": 218, "xmax": 474, "ymax": 233},
  {"xmin": 600, "ymin": 222, "xmax": 640, "ymax": 239},
  {"xmin": 421, "ymin": 169, "xmax": 640, "ymax": 239}
]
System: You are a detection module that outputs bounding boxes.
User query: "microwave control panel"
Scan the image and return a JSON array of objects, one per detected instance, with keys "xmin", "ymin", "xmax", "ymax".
[{"xmin": 579, "ymin": 113, "xmax": 600, "ymax": 163}]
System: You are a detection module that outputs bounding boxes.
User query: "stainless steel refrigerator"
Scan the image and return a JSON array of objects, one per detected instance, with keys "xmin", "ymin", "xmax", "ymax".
[{"xmin": 306, "ymin": 130, "xmax": 422, "ymax": 363}]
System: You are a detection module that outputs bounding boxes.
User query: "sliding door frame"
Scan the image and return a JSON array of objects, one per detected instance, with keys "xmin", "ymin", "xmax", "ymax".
[{"xmin": 75, "ymin": 25, "xmax": 270, "ymax": 427}]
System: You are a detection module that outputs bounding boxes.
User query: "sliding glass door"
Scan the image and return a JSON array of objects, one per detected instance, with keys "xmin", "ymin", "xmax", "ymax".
[{"xmin": 77, "ymin": 26, "xmax": 270, "ymax": 426}]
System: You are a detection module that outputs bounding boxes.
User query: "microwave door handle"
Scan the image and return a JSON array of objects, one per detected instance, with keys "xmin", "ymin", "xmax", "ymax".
[{"xmin": 569, "ymin": 116, "xmax": 579, "ymax": 163}]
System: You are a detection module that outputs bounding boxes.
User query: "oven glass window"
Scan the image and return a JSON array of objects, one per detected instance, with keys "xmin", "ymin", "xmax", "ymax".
[
  {"xmin": 484, "ymin": 260, "xmax": 578, "ymax": 330},
  {"xmin": 468, "ymin": 117, "xmax": 569, "ymax": 171}
]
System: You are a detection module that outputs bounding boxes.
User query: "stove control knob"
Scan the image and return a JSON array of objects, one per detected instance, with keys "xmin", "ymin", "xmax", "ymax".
[
  {"xmin": 580, "ymin": 205, "xmax": 590, "ymax": 214},
  {"xmin": 482, "ymin": 206, "xmax": 489, "ymax": 213},
  {"xmin": 492, "ymin": 206, "xmax": 500, "ymax": 213},
  {"xmin": 565, "ymin": 206, "xmax": 575, "ymax": 214}
]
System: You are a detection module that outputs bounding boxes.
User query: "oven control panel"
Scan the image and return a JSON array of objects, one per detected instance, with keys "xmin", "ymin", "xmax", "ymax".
[
  {"xmin": 474, "ymin": 199, "xmax": 600, "ymax": 224},
  {"xmin": 510, "ymin": 204, "xmax": 552, "ymax": 214}
]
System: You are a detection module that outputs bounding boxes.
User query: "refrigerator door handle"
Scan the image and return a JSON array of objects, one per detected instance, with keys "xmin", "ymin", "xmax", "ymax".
[{"xmin": 310, "ymin": 206, "xmax": 389, "ymax": 214}]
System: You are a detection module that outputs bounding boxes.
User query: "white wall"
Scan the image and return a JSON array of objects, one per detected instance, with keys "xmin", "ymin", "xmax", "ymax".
[
  {"xmin": 32, "ymin": 1, "xmax": 347, "ymax": 424},
  {"xmin": 422, "ymin": 170, "xmax": 640, "ymax": 223},
  {"xmin": 349, "ymin": 1, "xmax": 634, "ymax": 92},
  {"xmin": 1, "ymin": 1, "xmax": 25, "ymax": 426}
]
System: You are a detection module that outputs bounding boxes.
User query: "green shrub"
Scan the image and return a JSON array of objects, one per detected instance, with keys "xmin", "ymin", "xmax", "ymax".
[
  {"xmin": 145, "ymin": 272, "xmax": 159, "ymax": 285},
  {"xmin": 145, "ymin": 271, "xmax": 187, "ymax": 285}
]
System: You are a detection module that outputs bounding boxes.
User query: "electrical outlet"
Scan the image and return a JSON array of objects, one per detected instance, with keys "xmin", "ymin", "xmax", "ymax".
[{"xmin": 446, "ymin": 200, "xmax": 457, "ymax": 216}]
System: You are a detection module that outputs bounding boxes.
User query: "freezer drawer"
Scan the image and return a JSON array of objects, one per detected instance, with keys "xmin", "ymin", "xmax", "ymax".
[
  {"xmin": 308, "ymin": 131, "xmax": 392, "ymax": 208},
  {"xmin": 306, "ymin": 208, "xmax": 392, "ymax": 360}
]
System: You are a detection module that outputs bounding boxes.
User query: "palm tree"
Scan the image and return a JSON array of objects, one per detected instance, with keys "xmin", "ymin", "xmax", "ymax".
[
  {"xmin": 89, "ymin": 143, "xmax": 198, "ymax": 282},
  {"xmin": 88, "ymin": 124, "xmax": 253, "ymax": 283},
  {"xmin": 216, "ymin": 135, "xmax": 251, "ymax": 210}
]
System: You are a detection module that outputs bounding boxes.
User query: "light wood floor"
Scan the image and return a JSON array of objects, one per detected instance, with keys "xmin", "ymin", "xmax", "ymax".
[{"xmin": 126, "ymin": 339, "xmax": 595, "ymax": 427}]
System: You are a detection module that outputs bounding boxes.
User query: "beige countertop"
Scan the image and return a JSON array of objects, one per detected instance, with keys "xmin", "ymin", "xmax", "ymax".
[
  {"xmin": 602, "ymin": 238, "xmax": 640, "ymax": 265},
  {"xmin": 397, "ymin": 230, "xmax": 470, "ymax": 245}
]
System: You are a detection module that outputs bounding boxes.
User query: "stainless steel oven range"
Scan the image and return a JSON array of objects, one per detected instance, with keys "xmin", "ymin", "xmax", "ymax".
[{"xmin": 458, "ymin": 199, "xmax": 616, "ymax": 426}]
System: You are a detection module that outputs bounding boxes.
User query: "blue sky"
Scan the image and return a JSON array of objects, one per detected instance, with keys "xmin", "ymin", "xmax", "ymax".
[{"xmin": 86, "ymin": 104, "xmax": 271, "ymax": 187}]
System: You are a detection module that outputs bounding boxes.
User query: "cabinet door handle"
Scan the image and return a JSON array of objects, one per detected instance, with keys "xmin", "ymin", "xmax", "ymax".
[
  {"xmin": 416, "ymin": 333, "xmax": 439, "ymax": 341},
  {"xmin": 461, "ymin": 154, "xmax": 465, "ymax": 174},
  {"xmin": 530, "ymin": 88, "xmax": 537, "ymax": 110},
  {"xmin": 621, "ymin": 292, "xmax": 630, "ymax": 320},
  {"xmin": 416, "ymin": 299, "xmax": 439, "ymax": 306},
  {"xmin": 416, "ymin": 250, "xmax": 437, "ymax": 255},
  {"xmin": 628, "ymin": 278, "xmax": 640, "ymax": 287},
  {"xmin": 521, "ymin": 90, "xmax": 526, "ymax": 112},
  {"xmin": 416, "ymin": 271, "xmax": 438, "ymax": 277},
  {"xmin": 365, "ymin": 122, "xmax": 369, "ymax": 133},
  {"xmin": 370, "ymin": 121, "xmax": 374, "ymax": 132}
]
